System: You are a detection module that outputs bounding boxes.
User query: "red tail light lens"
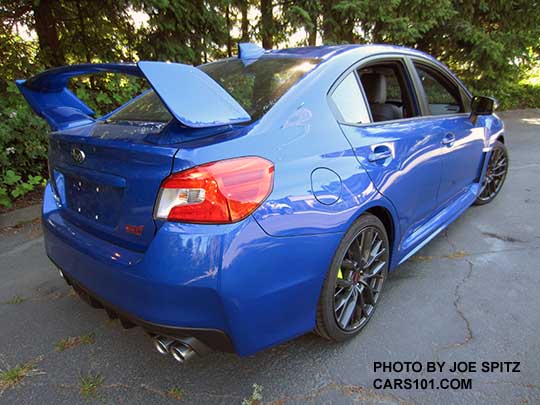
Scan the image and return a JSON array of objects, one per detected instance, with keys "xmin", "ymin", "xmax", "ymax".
[{"xmin": 155, "ymin": 157, "xmax": 274, "ymax": 223}]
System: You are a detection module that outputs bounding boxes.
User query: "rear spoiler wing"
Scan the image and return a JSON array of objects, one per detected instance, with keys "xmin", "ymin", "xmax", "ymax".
[{"xmin": 16, "ymin": 62, "xmax": 251, "ymax": 131}]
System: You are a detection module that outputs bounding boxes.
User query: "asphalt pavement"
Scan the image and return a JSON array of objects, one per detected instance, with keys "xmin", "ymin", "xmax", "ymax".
[{"xmin": 0, "ymin": 110, "xmax": 539, "ymax": 404}]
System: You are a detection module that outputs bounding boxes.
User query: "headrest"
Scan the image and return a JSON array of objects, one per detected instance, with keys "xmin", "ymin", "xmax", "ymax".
[{"xmin": 362, "ymin": 73, "xmax": 387, "ymax": 104}]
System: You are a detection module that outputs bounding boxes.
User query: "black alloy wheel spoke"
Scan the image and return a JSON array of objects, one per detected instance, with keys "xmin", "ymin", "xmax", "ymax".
[
  {"xmin": 336, "ymin": 278, "xmax": 353, "ymax": 288},
  {"xmin": 335, "ymin": 286, "xmax": 354, "ymax": 313},
  {"xmin": 355, "ymin": 286, "xmax": 369, "ymax": 318},
  {"xmin": 339, "ymin": 288, "xmax": 358, "ymax": 327},
  {"xmin": 359, "ymin": 280, "xmax": 375, "ymax": 305},
  {"xmin": 341, "ymin": 259, "xmax": 356, "ymax": 271},
  {"xmin": 365, "ymin": 261, "xmax": 386, "ymax": 279}
]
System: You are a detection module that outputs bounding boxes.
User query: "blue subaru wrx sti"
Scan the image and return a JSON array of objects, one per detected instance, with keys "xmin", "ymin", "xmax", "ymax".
[{"xmin": 18, "ymin": 43, "xmax": 508, "ymax": 362}]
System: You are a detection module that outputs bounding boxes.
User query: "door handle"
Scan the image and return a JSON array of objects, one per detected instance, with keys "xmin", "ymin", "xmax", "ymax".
[
  {"xmin": 368, "ymin": 146, "xmax": 392, "ymax": 162},
  {"xmin": 442, "ymin": 133, "xmax": 456, "ymax": 146}
]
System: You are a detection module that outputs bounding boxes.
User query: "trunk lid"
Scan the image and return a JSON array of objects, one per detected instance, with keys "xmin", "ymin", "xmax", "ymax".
[
  {"xmin": 49, "ymin": 122, "xmax": 176, "ymax": 251},
  {"xmin": 17, "ymin": 61, "xmax": 254, "ymax": 251}
]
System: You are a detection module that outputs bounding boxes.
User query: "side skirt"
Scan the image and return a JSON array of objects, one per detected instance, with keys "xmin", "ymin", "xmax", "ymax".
[{"xmin": 397, "ymin": 184, "xmax": 479, "ymax": 265}]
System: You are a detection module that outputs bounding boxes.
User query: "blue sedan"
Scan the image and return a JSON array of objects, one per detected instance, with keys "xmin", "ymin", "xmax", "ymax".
[{"xmin": 18, "ymin": 43, "xmax": 508, "ymax": 362}]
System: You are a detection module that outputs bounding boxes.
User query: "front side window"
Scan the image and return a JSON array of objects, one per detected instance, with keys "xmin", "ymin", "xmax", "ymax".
[
  {"xmin": 414, "ymin": 64, "xmax": 464, "ymax": 115},
  {"xmin": 330, "ymin": 72, "xmax": 371, "ymax": 124}
]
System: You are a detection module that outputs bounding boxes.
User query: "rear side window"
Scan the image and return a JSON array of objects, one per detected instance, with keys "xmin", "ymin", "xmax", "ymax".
[
  {"xmin": 108, "ymin": 90, "xmax": 172, "ymax": 123},
  {"xmin": 330, "ymin": 72, "xmax": 371, "ymax": 124},
  {"xmin": 200, "ymin": 57, "xmax": 319, "ymax": 121},
  {"xmin": 414, "ymin": 64, "xmax": 464, "ymax": 115},
  {"xmin": 358, "ymin": 61, "xmax": 418, "ymax": 122}
]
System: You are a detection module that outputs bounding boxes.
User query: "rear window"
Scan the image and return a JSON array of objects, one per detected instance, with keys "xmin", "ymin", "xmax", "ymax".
[
  {"xmin": 108, "ymin": 90, "xmax": 172, "ymax": 123},
  {"xmin": 108, "ymin": 57, "xmax": 319, "ymax": 124},
  {"xmin": 199, "ymin": 57, "xmax": 319, "ymax": 120}
]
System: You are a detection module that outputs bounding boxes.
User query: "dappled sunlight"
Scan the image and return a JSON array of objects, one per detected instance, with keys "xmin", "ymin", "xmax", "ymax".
[{"xmin": 521, "ymin": 118, "xmax": 540, "ymax": 125}]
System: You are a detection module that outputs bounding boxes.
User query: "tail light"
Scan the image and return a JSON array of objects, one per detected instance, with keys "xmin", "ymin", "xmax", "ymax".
[{"xmin": 154, "ymin": 156, "xmax": 274, "ymax": 223}]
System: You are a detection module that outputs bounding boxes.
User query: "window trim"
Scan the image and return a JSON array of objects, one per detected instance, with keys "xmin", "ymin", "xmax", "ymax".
[
  {"xmin": 327, "ymin": 52, "xmax": 474, "ymax": 128},
  {"xmin": 327, "ymin": 54, "xmax": 422, "ymax": 127},
  {"xmin": 407, "ymin": 56, "xmax": 472, "ymax": 117},
  {"xmin": 358, "ymin": 59, "xmax": 420, "ymax": 121},
  {"xmin": 328, "ymin": 71, "xmax": 372, "ymax": 124}
]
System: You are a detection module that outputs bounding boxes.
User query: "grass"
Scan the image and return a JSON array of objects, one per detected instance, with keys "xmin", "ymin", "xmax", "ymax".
[
  {"xmin": 0, "ymin": 362, "xmax": 38, "ymax": 393},
  {"xmin": 168, "ymin": 386, "xmax": 183, "ymax": 400},
  {"xmin": 79, "ymin": 372, "xmax": 104, "ymax": 399},
  {"xmin": 242, "ymin": 383, "xmax": 263, "ymax": 405},
  {"xmin": 4, "ymin": 296, "xmax": 25, "ymax": 305},
  {"xmin": 55, "ymin": 333, "xmax": 95, "ymax": 352}
]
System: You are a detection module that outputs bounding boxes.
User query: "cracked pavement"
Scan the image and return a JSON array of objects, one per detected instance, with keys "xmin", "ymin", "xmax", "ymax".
[{"xmin": 1, "ymin": 110, "xmax": 539, "ymax": 404}]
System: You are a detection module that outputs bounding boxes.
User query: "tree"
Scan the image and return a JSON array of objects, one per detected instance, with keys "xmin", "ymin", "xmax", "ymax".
[
  {"xmin": 282, "ymin": 0, "xmax": 320, "ymax": 46},
  {"xmin": 418, "ymin": 0, "xmax": 540, "ymax": 88},
  {"xmin": 133, "ymin": 0, "xmax": 229, "ymax": 64}
]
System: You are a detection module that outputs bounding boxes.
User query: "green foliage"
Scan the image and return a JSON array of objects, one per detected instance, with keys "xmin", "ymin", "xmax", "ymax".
[
  {"xmin": 71, "ymin": 75, "xmax": 147, "ymax": 116},
  {"xmin": 133, "ymin": 0, "xmax": 230, "ymax": 64},
  {"xmin": 0, "ymin": 81, "xmax": 49, "ymax": 208},
  {"xmin": 1, "ymin": 0, "xmax": 540, "ymax": 211},
  {"xmin": 0, "ymin": 73, "xmax": 144, "ymax": 208},
  {"xmin": 472, "ymin": 81, "xmax": 540, "ymax": 111},
  {"xmin": 79, "ymin": 372, "xmax": 104, "ymax": 399},
  {"xmin": 0, "ymin": 361, "xmax": 38, "ymax": 392},
  {"xmin": 242, "ymin": 383, "xmax": 263, "ymax": 405}
]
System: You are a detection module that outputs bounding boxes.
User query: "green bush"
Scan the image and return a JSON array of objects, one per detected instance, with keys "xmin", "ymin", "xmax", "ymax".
[
  {"xmin": 465, "ymin": 64, "xmax": 540, "ymax": 111},
  {"xmin": 70, "ymin": 74, "xmax": 147, "ymax": 116},
  {"xmin": 492, "ymin": 83, "xmax": 540, "ymax": 111},
  {"xmin": 0, "ymin": 76, "xmax": 145, "ymax": 208},
  {"xmin": 467, "ymin": 81, "xmax": 540, "ymax": 111},
  {"xmin": 0, "ymin": 82, "xmax": 49, "ymax": 208}
]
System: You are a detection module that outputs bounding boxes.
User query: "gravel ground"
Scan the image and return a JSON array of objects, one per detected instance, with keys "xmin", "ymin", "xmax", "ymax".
[{"xmin": 0, "ymin": 110, "xmax": 539, "ymax": 404}]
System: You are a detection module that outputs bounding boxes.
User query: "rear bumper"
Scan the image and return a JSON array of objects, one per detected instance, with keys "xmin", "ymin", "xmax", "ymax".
[
  {"xmin": 42, "ymin": 183, "xmax": 343, "ymax": 356},
  {"xmin": 51, "ymin": 259, "xmax": 233, "ymax": 352}
]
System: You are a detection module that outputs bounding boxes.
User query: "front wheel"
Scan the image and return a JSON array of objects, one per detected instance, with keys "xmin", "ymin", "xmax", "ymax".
[
  {"xmin": 474, "ymin": 140, "xmax": 509, "ymax": 205},
  {"xmin": 315, "ymin": 213, "xmax": 389, "ymax": 341}
]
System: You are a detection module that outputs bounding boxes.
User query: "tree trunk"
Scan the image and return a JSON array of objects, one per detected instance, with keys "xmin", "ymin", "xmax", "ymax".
[
  {"xmin": 33, "ymin": 0, "xmax": 65, "ymax": 67},
  {"xmin": 226, "ymin": 4, "xmax": 232, "ymax": 57},
  {"xmin": 75, "ymin": 0, "xmax": 92, "ymax": 63},
  {"xmin": 307, "ymin": 13, "xmax": 317, "ymax": 46},
  {"xmin": 240, "ymin": 0, "xmax": 249, "ymax": 41},
  {"xmin": 191, "ymin": 35, "xmax": 202, "ymax": 65},
  {"xmin": 260, "ymin": 0, "xmax": 273, "ymax": 49},
  {"xmin": 321, "ymin": 0, "xmax": 335, "ymax": 43}
]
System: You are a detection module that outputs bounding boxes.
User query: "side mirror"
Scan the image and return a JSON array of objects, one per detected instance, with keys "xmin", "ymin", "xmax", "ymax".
[
  {"xmin": 471, "ymin": 95, "xmax": 498, "ymax": 115},
  {"xmin": 470, "ymin": 95, "xmax": 498, "ymax": 124}
]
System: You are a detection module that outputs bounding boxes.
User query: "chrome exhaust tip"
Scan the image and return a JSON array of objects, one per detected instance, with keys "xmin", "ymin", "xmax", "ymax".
[
  {"xmin": 154, "ymin": 336, "xmax": 175, "ymax": 355},
  {"xmin": 169, "ymin": 342, "xmax": 197, "ymax": 363}
]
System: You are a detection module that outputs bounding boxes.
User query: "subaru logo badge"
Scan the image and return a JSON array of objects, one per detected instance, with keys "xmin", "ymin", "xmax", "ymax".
[{"xmin": 71, "ymin": 147, "xmax": 85, "ymax": 164}]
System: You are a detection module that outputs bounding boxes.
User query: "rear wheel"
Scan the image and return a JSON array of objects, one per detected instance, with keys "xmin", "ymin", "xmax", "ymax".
[
  {"xmin": 474, "ymin": 140, "xmax": 508, "ymax": 205},
  {"xmin": 315, "ymin": 213, "xmax": 389, "ymax": 341}
]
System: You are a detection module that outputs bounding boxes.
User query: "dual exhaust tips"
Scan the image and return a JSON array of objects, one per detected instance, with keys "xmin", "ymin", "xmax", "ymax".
[{"xmin": 153, "ymin": 336, "xmax": 198, "ymax": 363}]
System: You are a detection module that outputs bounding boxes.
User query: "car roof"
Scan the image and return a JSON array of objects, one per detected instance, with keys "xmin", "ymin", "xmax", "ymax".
[{"xmin": 268, "ymin": 44, "xmax": 432, "ymax": 61}]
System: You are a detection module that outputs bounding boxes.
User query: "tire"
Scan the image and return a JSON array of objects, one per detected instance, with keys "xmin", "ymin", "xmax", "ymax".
[
  {"xmin": 474, "ymin": 140, "xmax": 509, "ymax": 206},
  {"xmin": 315, "ymin": 213, "xmax": 390, "ymax": 341}
]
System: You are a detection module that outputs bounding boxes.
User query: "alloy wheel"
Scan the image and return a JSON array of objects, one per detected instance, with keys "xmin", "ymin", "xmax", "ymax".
[
  {"xmin": 333, "ymin": 226, "xmax": 388, "ymax": 332},
  {"xmin": 477, "ymin": 147, "xmax": 508, "ymax": 202}
]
